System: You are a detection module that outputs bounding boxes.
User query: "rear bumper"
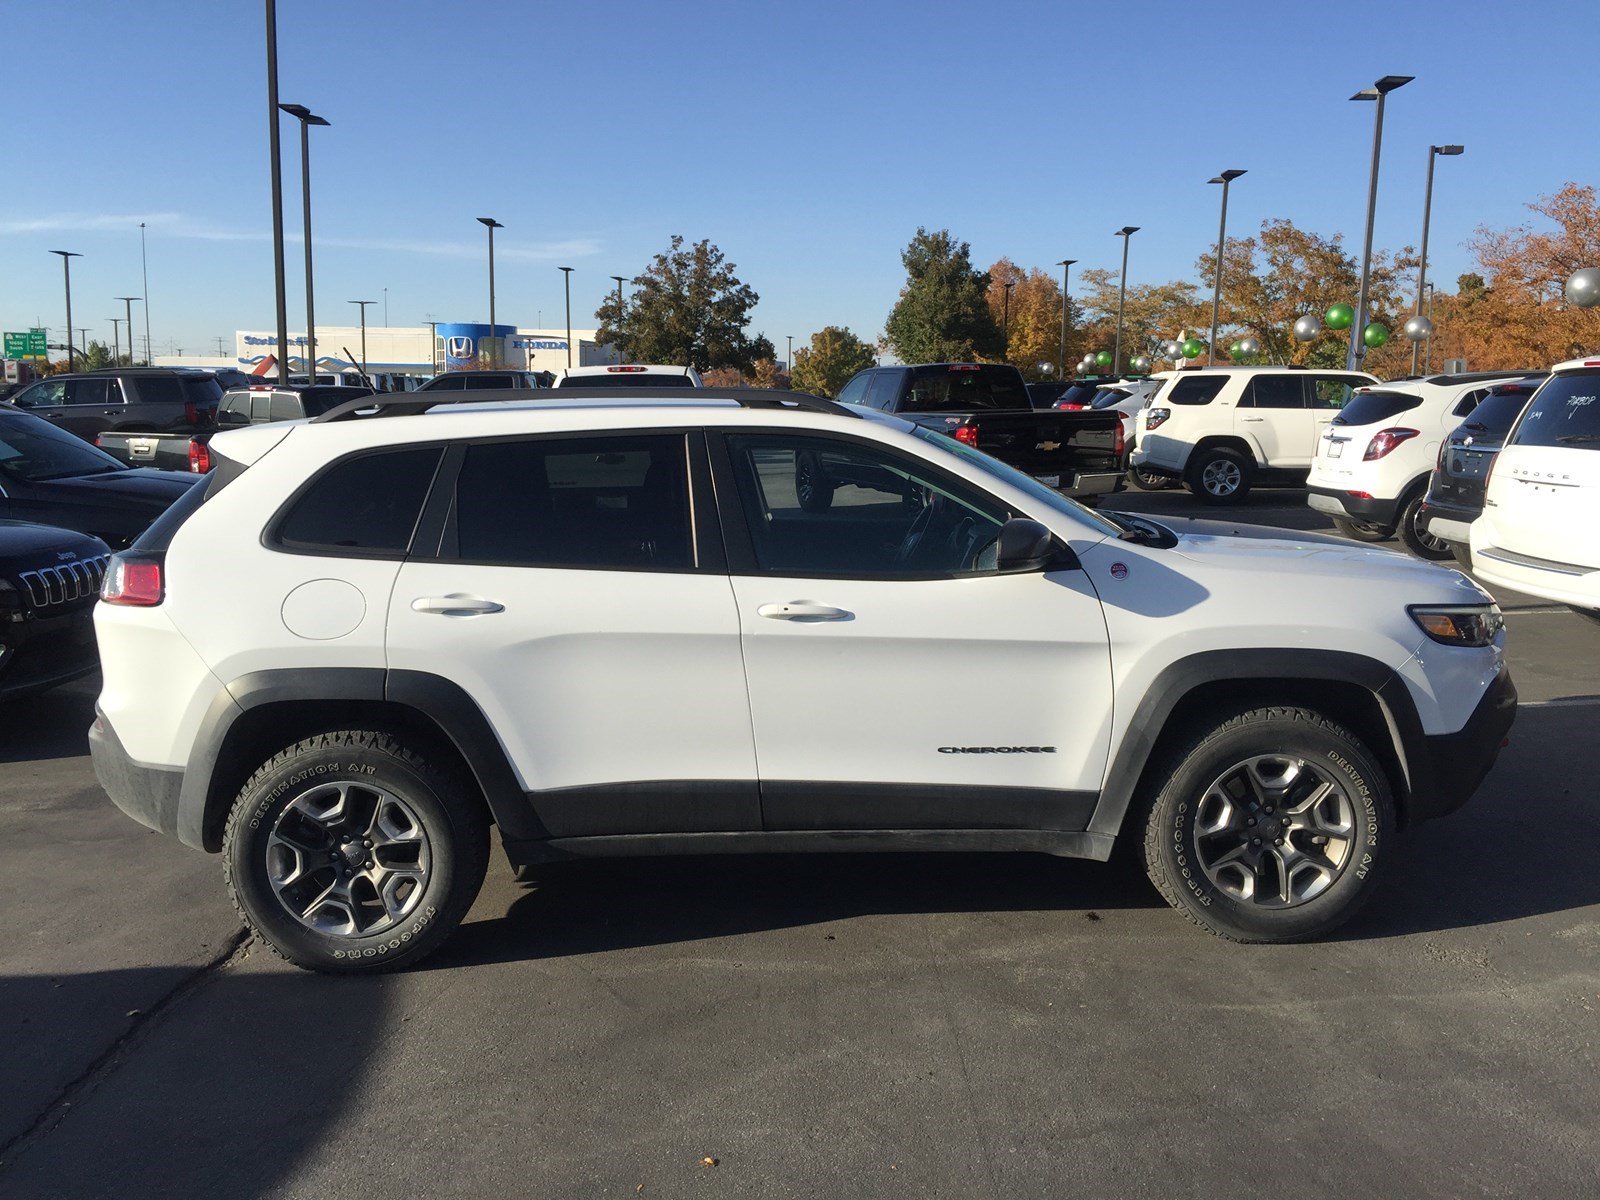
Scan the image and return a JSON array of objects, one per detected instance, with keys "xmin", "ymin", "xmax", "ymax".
[
  {"xmin": 1471, "ymin": 546, "xmax": 1600, "ymax": 610},
  {"xmin": 1307, "ymin": 485, "xmax": 1401, "ymax": 527},
  {"xmin": 1416, "ymin": 500, "xmax": 1474, "ymax": 545},
  {"xmin": 1410, "ymin": 668, "xmax": 1518, "ymax": 822},
  {"xmin": 1062, "ymin": 471, "xmax": 1124, "ymax": 498},
  {"xmin": 89, "ymin": 706, "xmax": 186, "ymax": 842}
]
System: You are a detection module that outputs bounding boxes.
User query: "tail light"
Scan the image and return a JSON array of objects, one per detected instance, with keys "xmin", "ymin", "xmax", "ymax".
[
  {"xmin": 100, "ymin": 552, "xmax": 165, "ymax": 607},
  {"xmin": 1145, "ymin": 407, "xmax": 1171, "ymax": 431},
  {"xmin": 94, "ymin": 434, "xmax": 102, "ymax": 447},
  {"xmin": 1364, "ymin": 428, "xmax": 1419, "ymax": 461},
  {"xmin": 1055, "ymin": 401, "xmax": 1086, "ymax": 410},
  {"xmin": 953, "ymin": 424, "xmax": 980, "ymax": 447},
  {"xmin": 1113, "ymin": 420, "xmax": 1126, "ymax": 457},
  {"xmin": 188, "ymin": 439, "xmax": 211, "ymax": 473},
  {"xmin": 1437, "ymin": 440, "xmax": 1449, "ymax": 468}
]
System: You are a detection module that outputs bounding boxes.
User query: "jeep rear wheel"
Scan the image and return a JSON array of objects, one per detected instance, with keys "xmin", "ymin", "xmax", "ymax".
[
  {"xmin": 1185, "ymin": 448, "xmax": 1252, "ymax": 504},
  {"xmin": 1140, "ymin": 707, "xmax": 1392, "ymax": 942},
  {"xmin": 223, "ymin": 730, "xmax": 489, "ymax": 973}
]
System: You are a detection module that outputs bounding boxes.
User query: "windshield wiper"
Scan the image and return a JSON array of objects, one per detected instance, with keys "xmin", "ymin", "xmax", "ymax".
[{"xmin": 1555, "ymin": 434, "xmax": 1600, "ymax": 444}]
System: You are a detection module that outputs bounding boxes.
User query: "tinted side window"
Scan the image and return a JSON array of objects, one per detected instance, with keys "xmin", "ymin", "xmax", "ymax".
[
  {"xmin": 274, "ymin": 448, "xmax": 442, "ymax": 554},
  {"xmin": 865, "ymin": 371, "xmax": 901, "ymax": 410},
  {"xmin": 1245, "ymin": 376, "xmax": 1306, "ymax": 409},
  {"xmin": 836, "ymin": 373, "xmax": 871, "ymax": 407},
  {"xmin": 268, "ymin": 394, "xmax": 302, "ymax": 422},
  {"xmin": 1166, "ymin": 376, "xmax": 1227, "ymax": 406},
  {"xmin": 451, "ymin": 434, "xmax": 692, "ymax": 570},
  {"xmin": 725, "ymin": 434, "xmax": 1005, "ymax": 578},
  {"xmin": 1452, "ymin": 388, "xmax": 1488, "ymax": 418},
  {"xmin": 132, "ymin": 376, "xmax": 183, "ymax": 405},
  {"xmin": 428, "ymin": 375, "xmax": 464, "ymax": 391},
  {"xmin": 1311, "ymin": 377, "xmax": 1361, "ymax": 410},
  {"xmin": 181, "ymin": 377, "xmax": 223, "ymax": 406},
  {"xmin": 63, "ymin": 379, "xmax": 111, "ymax": 406},
  {"xmin": 13, "ymin": 380, "xmax": 65, "ymax": 409}
]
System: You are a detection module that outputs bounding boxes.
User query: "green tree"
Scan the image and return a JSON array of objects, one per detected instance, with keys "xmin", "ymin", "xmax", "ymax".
[
  {"xmin": 791, "ymin": 326, "xmax": 876, "ymax": 397},
  {"xmin": 594, "ymin": 235, "xmax": 772, "ymax": 373},
  {"xmin": 884, "ymin": 228, "xmax": 1003, "ymax": 363}
]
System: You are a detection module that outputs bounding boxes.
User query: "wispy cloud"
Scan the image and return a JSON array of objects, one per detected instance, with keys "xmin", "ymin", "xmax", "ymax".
[{"xmin": 0, "ymin": 212, "xmax": 598, "ymax": 261}]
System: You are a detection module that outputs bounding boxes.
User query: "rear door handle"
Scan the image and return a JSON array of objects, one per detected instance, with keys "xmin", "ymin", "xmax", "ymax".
[
  {"xmin": 1241, "ymin": 416, "xmax": 1265, "ymax": 422},
  {"xmin": 757, "ymin": 601, "xmax": 851, "ymax": 621},
  {"xmin": 411, "ymin": 594, "xmax": 504, "ymax": 616}
]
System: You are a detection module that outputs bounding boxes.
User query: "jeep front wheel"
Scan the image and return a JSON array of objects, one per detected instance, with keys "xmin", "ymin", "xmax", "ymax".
[
  {"xmin": 1140, "ymin": 707, "xmax": 1392, "ymax": 942},
  {"xmin": 223, "ymin": 730, "xmax": 489, "ymax": 973}
]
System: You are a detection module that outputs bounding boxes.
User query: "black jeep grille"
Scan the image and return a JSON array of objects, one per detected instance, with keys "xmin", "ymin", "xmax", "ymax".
[{"xmin": 16, "ymin": 555, "xmax": 111, "ymax": 611}]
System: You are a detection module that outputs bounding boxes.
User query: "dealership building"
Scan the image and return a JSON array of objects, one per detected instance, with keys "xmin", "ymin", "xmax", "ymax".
[{"xmin": 154, "ymin": 323, "xmax": 620, "ymax": 379}]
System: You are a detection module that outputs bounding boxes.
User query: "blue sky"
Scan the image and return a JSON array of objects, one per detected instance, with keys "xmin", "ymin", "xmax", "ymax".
[{"xmin": 2, "ymin": 0, "xmax": 1592, "ymax": 359}]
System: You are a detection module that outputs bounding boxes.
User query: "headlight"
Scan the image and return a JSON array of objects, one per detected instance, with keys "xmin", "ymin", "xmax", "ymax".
[{"xmin": 1409, "ymin": 604, "xmax": 1504, "ymax": 647}]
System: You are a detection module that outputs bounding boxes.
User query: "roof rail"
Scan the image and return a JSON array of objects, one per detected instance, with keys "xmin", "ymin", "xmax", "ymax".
[{"xmin": 310, "ymin": 386, "xmax": 857, "ymax": 424}]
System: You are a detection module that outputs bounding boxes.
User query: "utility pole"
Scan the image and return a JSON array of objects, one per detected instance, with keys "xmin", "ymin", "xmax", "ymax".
[
  {"xmin": 1057, "ymin": 259, "xmax": 1076, "ymax": 376},
  {"xmin": 50, "ymin": 251, "xmax": 82, "ymax": 371}
]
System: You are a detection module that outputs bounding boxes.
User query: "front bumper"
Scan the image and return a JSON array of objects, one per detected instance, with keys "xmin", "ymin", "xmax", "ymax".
[
  {"xmin": 0, "ymin": 609, "xmax": 100, "ymax": 702},
  {"xmin": 1410, "ymin": 668, "xmax": 1517, "ymax": 823},
  {"xmin": 1307, "ymin": 485, "xmax": 1402, "ymax": 527},
  {"xmin": 89, "ymin": 706, "xmax": 186, "ymax": 840}
]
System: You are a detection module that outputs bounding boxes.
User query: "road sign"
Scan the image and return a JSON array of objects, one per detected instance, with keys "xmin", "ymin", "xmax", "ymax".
[{"xmin": 3, "ymin": 332, "xmax": 28, "ymax": 358}]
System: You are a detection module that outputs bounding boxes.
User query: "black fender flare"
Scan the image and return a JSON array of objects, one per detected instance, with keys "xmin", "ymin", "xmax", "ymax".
[
  {"xmin": 1087, "ymin": 648, "xmax": 1429, "ymax": 838},
  {"xmin": 179, "ymin": 667, "xmax": 541, "ymax": 850}
]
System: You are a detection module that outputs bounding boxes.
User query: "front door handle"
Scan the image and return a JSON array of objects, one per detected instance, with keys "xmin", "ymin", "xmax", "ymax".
[
  {"xmin": 411, "ymin": 594, "xmax": 504, "ymax": 616},
  {"xmin": 757, "ymin": 601, "xmax": 851, "ymax": 621},
  {"xmin": 1241, "ymin": 416, "xmax": 1265, "ymax": 422}
]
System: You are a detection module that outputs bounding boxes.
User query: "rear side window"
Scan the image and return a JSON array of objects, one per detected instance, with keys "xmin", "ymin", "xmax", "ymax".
[
  {"xmin": 449, "ymin": 434, "xmax": 692, "ymax": 570},
  {"xmin": 1243, "ymin": 376, "xmax": 1306, "ymax": 409},
  {"xmin": 181, "ymin": 377, "xmax": 223, "ymax": 406},
  {"xmin": 1512, "ymin": 370, "xmax": 1600, "ymax": 448},
  {"xmin": 274, "ymin": 448, "xmax": 442, "ymax": 554},
  {"xmin": 1335, "ymin": 390, "xmax": 1422, "ymax": 426},
  {"xmin": 1166, "ymin": 376, "xmax": 1227, "ymax": 406},
  {"xmin": 901, "ymin": 366, "xmax": 1028, "ymax": 412},
  {"xmin": 132, "ymin": 376, "xmax": 183, "ymax": 405}
]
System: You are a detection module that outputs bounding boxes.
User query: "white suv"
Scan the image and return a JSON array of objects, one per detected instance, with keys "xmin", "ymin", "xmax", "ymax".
[
  {"xmin": 1131, "ymin": 366, "xmax": 1378, "ymax": 503},
  {"xmin": 1306, "ymin": 373, "xmax": 1538, "ymax": 559},
  {"xmin": 1471, "ymin": 358, "xmax": 1600, "ymax": 623},
  {"xmin": 90, "ymin": 387, "xmax": 1516, "ymax": 972}
]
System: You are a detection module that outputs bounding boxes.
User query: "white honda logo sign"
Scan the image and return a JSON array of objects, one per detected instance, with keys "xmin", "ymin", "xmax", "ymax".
[{"xmin": 447, "ymin": 336, "xmax": 474, "ymax": 358}]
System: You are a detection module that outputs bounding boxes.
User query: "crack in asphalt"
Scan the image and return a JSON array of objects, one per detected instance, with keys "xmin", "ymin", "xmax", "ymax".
[{"xmin": 0, "ymin": 927, "xmax": 254, "ymax": 1175}]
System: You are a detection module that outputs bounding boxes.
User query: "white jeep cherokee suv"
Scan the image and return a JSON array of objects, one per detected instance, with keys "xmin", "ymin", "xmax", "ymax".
[
  {"xmin": 1131, "ymin": 366, "xmax": 1378, "ymax": 503},
  {"xmin": 1471, "ymin": 358, "xmax": 1600, "ymax": 623},
  {"xmin": 90, "ymin": 388, "xmax": 1516, "ymax": 972},
  {"xmin": 1306, "ymin": 372, "xmax": 1539, "ymax": 559}
]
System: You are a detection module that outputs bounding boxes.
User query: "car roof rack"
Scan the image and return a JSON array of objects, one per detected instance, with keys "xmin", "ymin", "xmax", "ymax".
[{"xmin": 311, "ymin": 386, "xmax": 857, "ymax": 424}]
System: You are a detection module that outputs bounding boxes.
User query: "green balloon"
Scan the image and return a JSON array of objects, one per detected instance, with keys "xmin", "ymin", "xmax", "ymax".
[
  {"xmin": 1181, "ymin": 338, "xmax": 1204, "ymax": 359},
  {"xmin": 1363, "ymin": 322, "xmax": 1389, "ymax": 349},
  {"xmin": 1326, "ymin": 303, "xmax": 1354, "ymax": 331},
  {"xmin": 1095, "ymin": 350, "xmax": 1113, "ymax": 368},
  {"xmin": 1229, "ymin": 341, "xmax": 1245, "ymax": 360}
]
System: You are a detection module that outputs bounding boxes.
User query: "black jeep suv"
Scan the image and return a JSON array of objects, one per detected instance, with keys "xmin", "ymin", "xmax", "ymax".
[{"xmin": 0, "ymin": 521, "xmax": 110, "ymax": 702}]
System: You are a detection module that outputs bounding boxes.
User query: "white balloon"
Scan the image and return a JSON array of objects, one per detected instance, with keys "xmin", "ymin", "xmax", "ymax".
[
  {"xmin": 1403, "ymin": 315, "xmax": 1434, "ymax": 341},
  {"xmin": 1293, "ymin": 314, "xmax": 1322, "ymax": 342},
  {"xmin": 1565, "ymin": 267, "xmax": 1600, "ymax": 310}
]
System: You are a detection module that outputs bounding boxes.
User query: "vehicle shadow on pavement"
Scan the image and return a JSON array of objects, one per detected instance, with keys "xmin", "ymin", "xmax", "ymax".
[
  {"xmin": 431, "ymin": 851, "xmax": 1164, "ymax": 970},
  {"xmin": 0, "ymin": 963, "xmax": 394, "ymax": 1200},
  {"xmin": 0, "ymin": 682, "xmax": 95, "ymax": 764}
]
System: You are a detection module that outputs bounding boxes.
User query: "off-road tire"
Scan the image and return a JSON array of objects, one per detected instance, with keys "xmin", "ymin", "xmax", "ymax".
[
  {"xmin": 1126, "ymin": 462, "xmax": 1176, "ymax": 491},
  {"xmin": 1397, "ymin": 486, "xmax": 1455, "ymax": 561},
  {"xmin": 223, "ymin": 730, "xmax": 490, "ymax": 974},
  {"xmin": 1139, "ymin": 706, "xmax": 1392, "ymax": 943},
  {"xmin": 1185, "ymin": 447, "xmax": 1253, "ymax": 504}
]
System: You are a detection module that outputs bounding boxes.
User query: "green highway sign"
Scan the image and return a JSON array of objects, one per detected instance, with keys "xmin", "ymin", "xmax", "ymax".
[{"xmin": 4, "ymin": 329, "xmax": 48, "ymax": 358}]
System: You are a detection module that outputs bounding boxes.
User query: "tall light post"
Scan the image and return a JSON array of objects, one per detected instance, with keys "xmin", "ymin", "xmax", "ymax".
[
  {"xmin": 1348, "ymin": 74, "xmax": 1413, "ymax": 369},
  {"xmin": 1207, "ymin": 169, "xmax": 1246, "ymax": 365},
  {"xmin": 477, "ymin": 217, "xmax": 502, "ymax": 366},
  {"xmin": 110, "ymin": 317, "xmax": 123, "ymax": 365},
  {"xmin": 1423, "ymin": 282, "xmax": 1436, "ymax": 373},
  {"xmin": 1410, "ymin": 143, "xmax": 1463, "ymax": 374},
  {"xmin": 349, "ymin": 300, "xmax": 375, "ymax": 380},
  {"xmin": 610, "ymin": 274, "xmax": 626, "ymax": 363},
  {"xmin": 264, "ymin": 0, "xmax": 290, "ymax": 383},
  {"xmin": 139, "ymin": 221, "xmax": 151, "ymax": 365},
  {"xmin": 1112, "ymin": 227, "xmax": 1139, "ymax": 374},
  {"xmin": 278, "ymin": 103, "xmax": 330, "ymax": 380},
  {"xmin": 1002, "ymin": 280, "xmax": 1016, "ymax": 355},
  {"xmin": 786, "ymin": 334, "xmax": 794, "ymax": 375},
  {"xmin": 1057, "ymin": 259, "xmax": 1076, "ymax": 376},
  {"xmin": 116, "ymin": 297, "xmax": 141, "ymax": 372},
  {"xmin": 559, "ymin": 266, "xmax": 574, "ymax": 368},
  {"xmin": 50, "ymin": 251, "xmax": 82, "ymax": 371}
]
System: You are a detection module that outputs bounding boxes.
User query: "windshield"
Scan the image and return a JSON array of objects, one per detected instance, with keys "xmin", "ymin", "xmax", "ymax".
[
  {"xmin": 0, "ymin": 411, "xmax": 127, "ymax": 481},
  {"xmin": 560, "ymin": 373, "xmax": 696, "ymax": 389},
  {"xmin": 911, "ymin": 426, "xmax": 1121, "ymax": 538},
  {"xmin": 1511, "ymin": 370, "xmax": 1600, "ymax": 448}
]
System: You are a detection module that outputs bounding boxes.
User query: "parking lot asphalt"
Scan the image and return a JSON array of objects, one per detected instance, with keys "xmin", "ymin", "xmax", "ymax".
[{"xmin": 1, "ymin": 488, "xmax": 1596, "ymax": 1199}]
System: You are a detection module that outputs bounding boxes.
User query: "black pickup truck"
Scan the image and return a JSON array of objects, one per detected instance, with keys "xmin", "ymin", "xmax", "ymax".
[{"xmin": 833, "ymin": 363, "xmax": 1124, "ymax": 499}]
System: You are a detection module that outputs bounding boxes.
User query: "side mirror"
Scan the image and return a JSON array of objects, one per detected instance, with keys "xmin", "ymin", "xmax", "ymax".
[{"xmin": 996, "ymin": 517, "xmax": 1076, "ymax": 574}]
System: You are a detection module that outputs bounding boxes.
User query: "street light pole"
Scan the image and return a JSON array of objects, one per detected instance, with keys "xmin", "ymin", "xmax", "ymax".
[
  {"xmin": 110, "ymin": 317, "xmax": 122, "ymax": 365},
  {"xmin": 264, "ymin": 0, "xmax": 290, "ymax": 383},
  {"xmin": 279, "ymin": 104, "xmax": 330, "ymax": 381},
  {"xmin": 139, "ymin": 222, "xmax": 151, "ymax": 365},
  {"xmin": 1057, "ymin": 259, "xmax": 1076, "ymax": 376},
  {"xmin": 1207, "ymin": 169, "xmax": 1247, "ymax": 366},
  {"xmin": 1412, "ymin": 143, "xmax": 1463, "ymax": 374},
  {"xmin": 476, "ymin": 218, "xmax": 502, "ymax": 367},
  {"xmin": 1002, "ymin": 280, "xmax": 1016, "ymax": 356},
  {"xmin": 50, "ymin": 251, "xmax": 82, "ymax": 371},
  {"xmin": 609, "ymin": 274, "xmax": 626, "ymax": 363},
  {"xmin": 116, "ymin": 297, "xmax": 140, "ymax": 371},
  {"xmin": 559, "ymin": 267, "xmax": 574, "ymax": 368},
  {"xmin": 1348, "ymin": 75, "xmax": 1413, "ymax": 369},
  {"xmin": 1113, "ymin": 227, "xmax": 1139, "ymax": 374},
  {"xmin": 786, "ymin": 335, "xmax": 794, "ymax": 375},
  {"xmin": 349, "ymin": 300, "xmax": 375, "ymax": 380},
  {"xmin": 1423, "ymin": 282, "xmax": 1436, "ymax": 373}
]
